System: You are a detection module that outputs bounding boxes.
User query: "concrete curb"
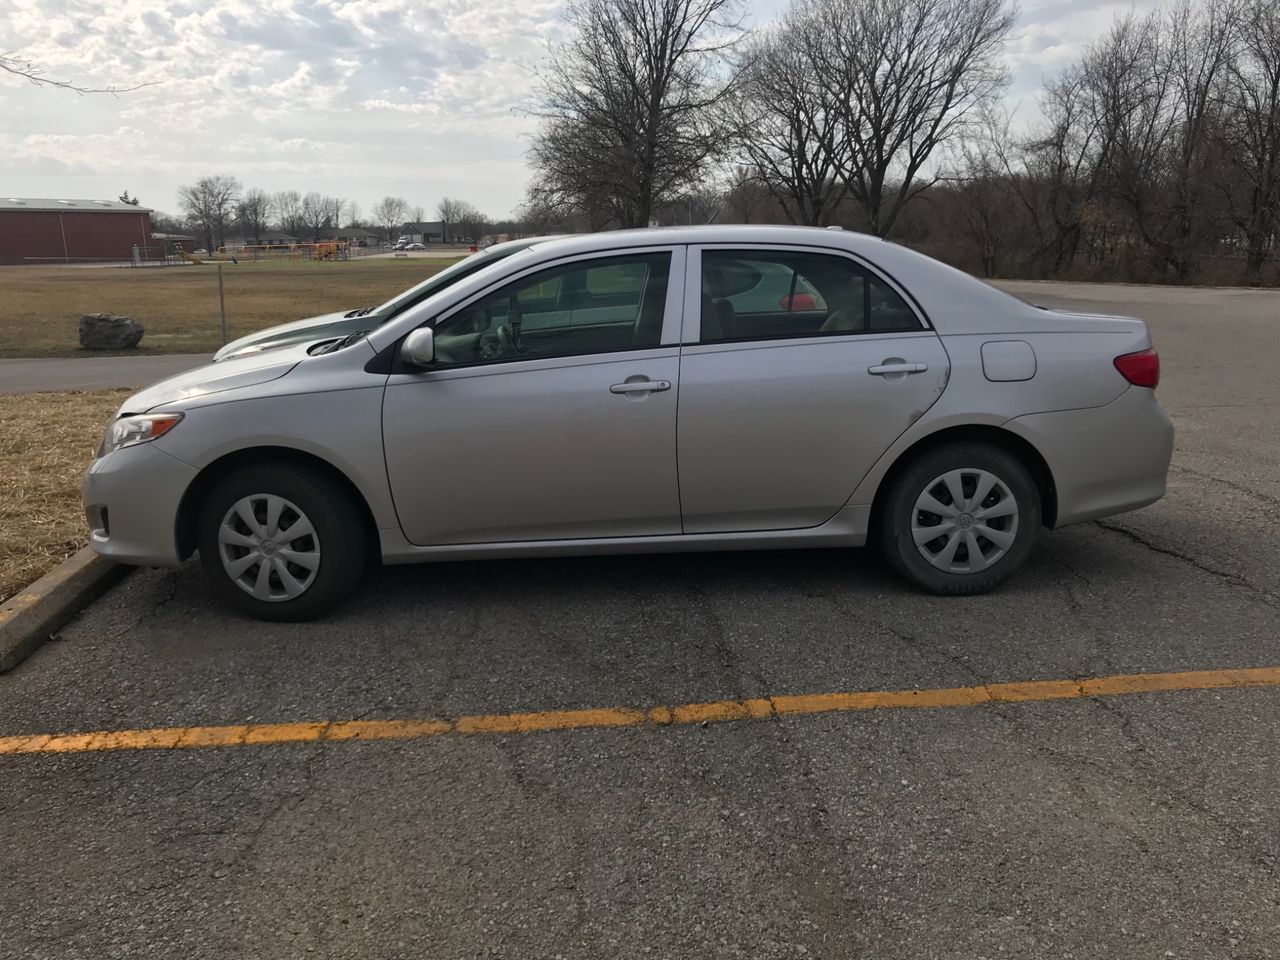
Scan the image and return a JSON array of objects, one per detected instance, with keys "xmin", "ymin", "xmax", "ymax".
[{"xmin": 0, "ymin": 547, "xmax": 130, "ymax": 673}]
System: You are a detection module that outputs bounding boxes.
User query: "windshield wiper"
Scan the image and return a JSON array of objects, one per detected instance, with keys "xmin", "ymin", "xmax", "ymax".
[
  {"xmin": 343, "ymin": 306, "xmax": 377, "ymax": 318},
  {"xmin": 312, "ymin": 329, "xmax": 371, "ymax": 356}
]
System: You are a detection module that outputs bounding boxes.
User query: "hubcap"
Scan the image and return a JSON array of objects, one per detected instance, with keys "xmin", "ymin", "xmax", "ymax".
[
  {"xmin": 911, "ymin": 469, "xmax": 1019, "ymax": 574},
  {"xmin": 217, "ymin": 494, "xmax": 320, "ymax": 602}
]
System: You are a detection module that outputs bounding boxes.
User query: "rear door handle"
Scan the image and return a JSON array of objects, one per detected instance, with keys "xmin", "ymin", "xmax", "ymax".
[
  {"xmin": 610, "ymin": 379, "xmax": 671, "ymax": 394},
  {"xmin": 868, "ymin": 361, "xmax": 928, "ymax": 376}
]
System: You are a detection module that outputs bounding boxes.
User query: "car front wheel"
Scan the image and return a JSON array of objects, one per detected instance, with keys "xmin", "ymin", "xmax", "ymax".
[
  {"xmin": 197, "ymin": 464, "xmax": 368, "ymax": 621},
  {"xmin": 877, "ymin": 442, "xmax": 1041, "ymax": 595}
]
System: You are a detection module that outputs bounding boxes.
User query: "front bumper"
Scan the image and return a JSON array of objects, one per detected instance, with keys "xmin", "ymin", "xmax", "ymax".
[
  {"xmin": 82, "ymin": 443, "xmax": 198, "ymax": 566},
  {"xmin": 1008, "ymin": 386, "xmax": 1174, "ymax": 528}
]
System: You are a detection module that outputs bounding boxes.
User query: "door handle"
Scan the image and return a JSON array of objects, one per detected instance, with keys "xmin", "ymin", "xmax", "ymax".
[
  {"xmin": 610, "ymin": 379, "xmax": 671, "ymax": 394},
  {"xmin": 868, "ymin": 361, "xmax": 928, "ymax": 376}
]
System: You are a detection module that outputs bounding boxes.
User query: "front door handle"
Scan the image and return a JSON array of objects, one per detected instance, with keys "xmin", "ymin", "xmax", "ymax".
[
  {"xmin": 610, "ymin": 379, "xmax": 671, "ymax": 394},
  {"xmin": 868, "ymin": 360, "xmax": 929, "ymax": 377}
]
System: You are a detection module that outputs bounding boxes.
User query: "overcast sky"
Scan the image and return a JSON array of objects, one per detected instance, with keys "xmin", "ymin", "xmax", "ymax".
[{"xmin": 1, "ymin": 0, "xmax": 1165, "ymax": 221}]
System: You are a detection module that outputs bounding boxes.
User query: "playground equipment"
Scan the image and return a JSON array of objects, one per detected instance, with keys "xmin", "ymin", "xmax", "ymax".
[
  {"xmin": 214, "ymin": 241, "xmax": 351, "ymax": 262},
  {"xmin": 178, "ymin": 248, "xmax": 207, "ymax": 265}
]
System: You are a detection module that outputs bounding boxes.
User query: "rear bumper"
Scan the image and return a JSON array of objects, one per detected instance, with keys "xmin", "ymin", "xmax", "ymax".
[
  {"xmin": 81, "ymin": 443, "xmax": 197, "ymax": 566},
  {"xmin": 1008, "ymin": 387, "xmax": 1174, "ymax": 527}
]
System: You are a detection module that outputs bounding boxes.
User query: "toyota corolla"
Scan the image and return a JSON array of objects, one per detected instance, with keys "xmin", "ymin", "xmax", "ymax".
[{"xmin": 83, "ymin": 226, "xmax": 1173, "ymax": 620}]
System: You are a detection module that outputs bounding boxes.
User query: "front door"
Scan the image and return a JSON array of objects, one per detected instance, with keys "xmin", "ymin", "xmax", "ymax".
[
  {"xmin": 678, "ymin": 245, "xmax": 951, "ymax": 534},
  {"xmin": 382, "ymin": 248, "xmax": 685, "ymax": 545}
]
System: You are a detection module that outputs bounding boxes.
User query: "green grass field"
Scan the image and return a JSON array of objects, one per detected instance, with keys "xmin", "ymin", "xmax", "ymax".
[{"xmin": 0, "ymin": 257, "xmax": 464, "ymax": 358}]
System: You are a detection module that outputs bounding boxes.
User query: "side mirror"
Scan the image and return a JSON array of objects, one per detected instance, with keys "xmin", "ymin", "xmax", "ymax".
[{"xmin": 401, "ymin": 327, "xmax": 435, "ymax": 368}]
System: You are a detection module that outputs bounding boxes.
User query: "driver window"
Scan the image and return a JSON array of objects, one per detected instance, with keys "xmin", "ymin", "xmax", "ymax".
[{"xmin": 432, "ymin": 253, "xmax": 671, "ymax": 366}]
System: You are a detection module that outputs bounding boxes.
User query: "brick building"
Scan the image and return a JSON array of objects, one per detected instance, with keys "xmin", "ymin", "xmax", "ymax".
[{"xmin": 0, "ymin": 198, "xmax": 154, "ymax": 265}]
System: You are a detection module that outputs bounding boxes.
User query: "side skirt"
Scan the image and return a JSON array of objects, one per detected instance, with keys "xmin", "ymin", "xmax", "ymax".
[{"xmin": 377, "ymin": 505, "xmax": 871, "ymax": 565}]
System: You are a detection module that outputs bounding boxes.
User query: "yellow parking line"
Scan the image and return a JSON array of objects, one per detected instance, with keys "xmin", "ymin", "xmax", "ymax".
[{"xmin": 3, "ymin": 665, "xmax": 1279, "ymax": 757}]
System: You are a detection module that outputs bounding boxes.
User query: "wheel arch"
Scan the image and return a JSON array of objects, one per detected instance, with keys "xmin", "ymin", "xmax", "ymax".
[
  {"xmin": 868, "ymin": 424, "xmax": 1058, "ymax": 529},
  {"xmin": 175, "ymin": 445, "xmax": 380, "ymax": 561}
]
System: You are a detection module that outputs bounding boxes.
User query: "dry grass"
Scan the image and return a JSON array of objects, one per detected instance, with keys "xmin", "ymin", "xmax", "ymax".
[
  {"xmin": 0, "ymin": 390, "xmax": 128, "ymax": 603},
  {"xmin": 0, "ymin": 257, "xmax": 463, "ymax": 359}
]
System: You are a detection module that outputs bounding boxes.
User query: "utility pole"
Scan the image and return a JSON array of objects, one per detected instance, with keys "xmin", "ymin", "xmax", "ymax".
[{"xmin": 217, "ymin": 264, "xmax": 227, "ymax": 345}]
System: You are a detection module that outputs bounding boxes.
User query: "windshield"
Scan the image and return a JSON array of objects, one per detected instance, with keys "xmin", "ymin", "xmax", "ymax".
[{"xmin": 371, "ymin": 245, "xmax": 538, "ymax": 325}]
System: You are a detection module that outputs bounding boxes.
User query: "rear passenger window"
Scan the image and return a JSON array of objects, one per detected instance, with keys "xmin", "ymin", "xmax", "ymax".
[{"xmin": 699, "ymin": 250, "xmax": 921, "ymax": 343}]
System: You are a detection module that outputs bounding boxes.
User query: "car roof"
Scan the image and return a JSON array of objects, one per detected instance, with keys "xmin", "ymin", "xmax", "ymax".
[
  {"xmin": 524, "ymin": 225, "xmax": 874, "ymax": 258},
  {"xmin": 370, "ymin": 225, "xmax": 1051, "ymax": 348}
]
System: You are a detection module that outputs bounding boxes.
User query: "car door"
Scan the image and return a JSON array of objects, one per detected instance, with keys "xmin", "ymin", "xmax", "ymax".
[
  {"xmin": 677, "ymin": 244, "xmax": 950, "ymax": 534},
  {"xmin": 382, "ymin": 247, "xmax": 685, "ymax": 545}
]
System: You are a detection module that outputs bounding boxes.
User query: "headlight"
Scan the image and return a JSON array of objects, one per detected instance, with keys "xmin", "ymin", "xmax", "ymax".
[{"xmin": 97, "ymin": 413, "xmax": 184, "ymax": 458}]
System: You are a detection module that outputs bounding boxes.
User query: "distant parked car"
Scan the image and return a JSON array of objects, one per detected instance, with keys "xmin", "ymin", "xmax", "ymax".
[
  {"xmin": 212, "ymin": 237, "xmax": 559, "ymax": 362},
  {"xmin": 404, "ymin": 242, "xmax": 426, "ymax": 251},
  {"xmin": 85, "ymin": 225, "xmax": 1172, "ymax": 620}
]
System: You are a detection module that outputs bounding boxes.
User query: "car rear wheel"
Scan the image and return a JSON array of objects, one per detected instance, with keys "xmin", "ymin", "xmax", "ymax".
[
  {"xmin": 876, "ymin": 442, "xmax": 1041, "ymax": 595},
  {"xmin": 197, "ymin": 464, "xmax": 368, "ymax": 621}
]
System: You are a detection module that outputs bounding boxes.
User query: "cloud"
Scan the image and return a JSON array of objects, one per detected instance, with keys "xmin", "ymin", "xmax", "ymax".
[
  {"xmin": 0, "ymin": 0, "xmax": 1174, "ymax": 218},
  {"xmin": 0, "ymin": 0, "xmax": 561, "ymax": 216}
]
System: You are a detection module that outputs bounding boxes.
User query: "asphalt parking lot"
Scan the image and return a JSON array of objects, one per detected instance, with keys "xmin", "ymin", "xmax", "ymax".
[{"xmin": 3, "ymin": 279, "xmax": 1279, "ymax": 959}]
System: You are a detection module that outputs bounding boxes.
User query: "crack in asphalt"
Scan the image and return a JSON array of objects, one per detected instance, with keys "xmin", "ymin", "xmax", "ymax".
[
  {"xmin": 1045, "ymin": 553, "xmax": 1118, "ymax": 676},
  {"xmin": 1083, "ymin": 696, "xmax": 1279, "ymax": 878},
  {"xmin": 1169, "ymin": 463, "xmax": 1280, "ymax": 510},
  {"xmin": 682, "ymin": 566, "xmax": 773, "ymax": 701},
  {"xmin": 677, "ymin": 567, "xmax": 877, "ymax": 939},
  {"xmin": 1094, "ymin": 519, "xmax": 1280, "ymax": 610}
]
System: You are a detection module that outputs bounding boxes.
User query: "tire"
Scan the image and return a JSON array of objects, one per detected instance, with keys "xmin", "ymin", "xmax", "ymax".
[
  {"xmin": 875, "ymin": 442, "xmax": 1041, "ymax": 596},
  {"xmin": 197, "ymin": 464, "xmax": 368, "ymax": 621}
]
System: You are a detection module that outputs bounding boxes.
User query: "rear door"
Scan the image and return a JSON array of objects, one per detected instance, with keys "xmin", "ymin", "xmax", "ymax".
[{"xmin": 677, "ymin": 245, "xmax": 950, "ymax": 534}]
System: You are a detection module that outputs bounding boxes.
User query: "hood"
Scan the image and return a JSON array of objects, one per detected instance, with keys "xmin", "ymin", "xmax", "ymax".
[
  {"xmin": 122, "ymin": 343, "xmax": 312, "ymax": 413},
  {"xmin": 213, "ymin": 309, "xmax": 356, "ymax": 361}
]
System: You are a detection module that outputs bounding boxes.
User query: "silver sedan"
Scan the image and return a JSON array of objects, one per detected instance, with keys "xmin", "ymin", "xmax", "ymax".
[{"xmin": 83, "ymin": 226, "xmax": 1173, "ymax": 620}]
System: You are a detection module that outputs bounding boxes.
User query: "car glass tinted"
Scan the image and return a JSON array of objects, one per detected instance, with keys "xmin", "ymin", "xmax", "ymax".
[
  {"xmin": 432, "ymin": 252, "xmax": 671, "ymax": 366},
  {"xmin": 373, "ymin": 247, "xmax": 532, "ymax": 324},
  {"xmin": 699, "ymin": 249, "xmax": 921, "ymax": 343}
]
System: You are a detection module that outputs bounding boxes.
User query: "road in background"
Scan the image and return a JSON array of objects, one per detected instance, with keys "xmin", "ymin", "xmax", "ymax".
[
  {"xmin": 2, "ymin": 281, "xmax": 1278, "ymax": 959},
  {"xmin": 0, "ymin": 354, "xmax": 209, "ymax": 394}
]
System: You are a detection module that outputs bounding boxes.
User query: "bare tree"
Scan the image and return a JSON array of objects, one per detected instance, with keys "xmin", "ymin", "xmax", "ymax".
[
  {"xmin": 948, "ymin": 110, "xmax": 1021, "ymax": 276},
  {"xmin": 270, "ymin": 190, "xmax": 305, "ymax": 238},
  {"xmin": 723, "ymin": 4, "xmax": 854, "ymax": 225},
  {"xmin": 457, "ymin": 203, "xmax": 492, "ymax": 243},
  {"xmin": 300, "ymin": 192, "xmax": 333, "ymax": 240},
  {"xmin": 178, "ymin": 176, "xmax": 241, "ymax": 252},
  {"xmin": 1219, "ymin": 0, "xmax": 1280, "ymax": 283},
  {"xmin": 721, "ymin": 166, "xmax": 774, "ymax": 223},
  {"xmin": 1082, "ymin": 5, "xmax": 1240, "ymax": 280},
  {"xmin": 322, "ymin": 196, "xmax": 345, "ymax": 236},
  {"xmin": 1013, "ymin": 70, "xmax": 1108, "ymax": 274},
  {"xmin": 1161, "ymin": 1, "xmax": 1241, "ymax": 278},
  {"xmin": 529, "ymin": 0, "xmax": 743, "ymax": 228},
  {"xmin": 436, "ymin": 197, "xmax": 466, "ymax": 241},
  {"xmin": 434, "ymin": 199, "xmax": 490, "ymax": 242},
  {"xmin": 372, "ymin": 196, "xmax": 409, "ymax": 242},
  {"xmin": 235, "ymin": 188, "xmax": 271, "ymax": 244},
  {"xmin": 0, "ymin": 52, "xmax": 156, "ymax": 95},
  {"xmin": 819, "ymin": 0, "xmax": 1016, "ymax": 237}
]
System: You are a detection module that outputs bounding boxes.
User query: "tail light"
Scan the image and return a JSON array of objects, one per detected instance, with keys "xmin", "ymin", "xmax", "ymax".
[{"xmin": 1114, "ymin": 348, "xmax": 1159, "ymax": 388}]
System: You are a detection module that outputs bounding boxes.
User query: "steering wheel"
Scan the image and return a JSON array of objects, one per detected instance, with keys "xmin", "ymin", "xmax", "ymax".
[
  {"xmin": 476, "ymin": 323, "xmax": 517, "ymax": 361},
  {"xmin": 497, "ymin": 323, "xmax": 515, "ymax": 355}
]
